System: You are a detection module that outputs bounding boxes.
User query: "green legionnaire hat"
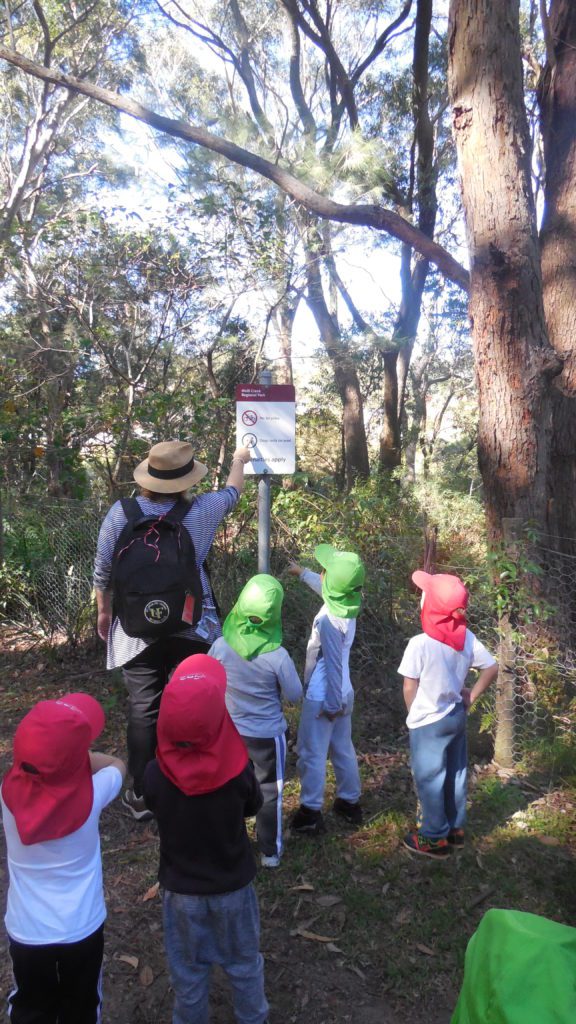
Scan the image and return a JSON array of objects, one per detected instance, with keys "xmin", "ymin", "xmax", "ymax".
[
  {"xmin": 222, "ymin": 574, "xmax": 284, "ymax": 660},
  {"xmin": 314, "ymin": 544, "xmax": 365, "ymax": 619},
  {"xmin": 451, "ymin": 908, "xmax": 576, "ymax": 1024}
]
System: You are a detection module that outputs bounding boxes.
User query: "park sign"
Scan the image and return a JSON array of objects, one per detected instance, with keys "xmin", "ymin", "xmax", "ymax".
[{"xmin": 235, "ymin": 384, "xmax": 296, "ymax": 475}]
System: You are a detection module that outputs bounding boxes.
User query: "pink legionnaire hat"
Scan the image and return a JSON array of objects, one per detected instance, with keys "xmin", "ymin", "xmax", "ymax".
[
  {"xmin": 2, "ymin": 693, "xmax": 105, "ymax": 845},
  {"xmin": 412, "ymin": 570, "xmax": 469, "ymax": 652}
]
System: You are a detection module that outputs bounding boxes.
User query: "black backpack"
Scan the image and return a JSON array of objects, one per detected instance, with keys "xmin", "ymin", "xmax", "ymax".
[{"xmin": 111, "ymin": 498, "xmax": 204, "ymax": 639}]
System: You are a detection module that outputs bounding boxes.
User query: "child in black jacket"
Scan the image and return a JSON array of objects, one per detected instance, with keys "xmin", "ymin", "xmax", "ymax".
[{"xmin": 142, "ymin": 654, "xmax": 268, "ymax": 1024}]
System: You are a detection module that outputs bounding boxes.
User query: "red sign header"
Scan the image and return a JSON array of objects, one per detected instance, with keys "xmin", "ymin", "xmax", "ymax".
[{"xmin": 235, "ymin": 384, "xmax": 295, "ymax": 402}]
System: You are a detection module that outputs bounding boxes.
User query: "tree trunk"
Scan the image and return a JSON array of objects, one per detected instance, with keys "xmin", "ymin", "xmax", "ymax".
[
  {"xmin": 538, "ymin": 0, "xmax": 576, "ymax": 550},
  {"xmin": 379, "ymin": 350, "xmax": 401, "ymax": 470},
  {"xmin": 378, "ymin": 0, "xmax": 437, "ymax": 474},
  {"xmin": 448, "ymin": 0, "xmax": 560, "ymax": 542},
  {"xmin": 275, "ymin": 299, "xmax": 295, "ymax": 385},
  {"xmin": 303, "ymin": 227, "xmax": 370, "ymax": 489}
]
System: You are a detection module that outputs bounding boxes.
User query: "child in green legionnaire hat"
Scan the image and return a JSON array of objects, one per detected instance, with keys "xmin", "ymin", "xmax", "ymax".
[
  {"xmin": 209, "ymin": 575, "xmax": 302, "ymax": 868},
  {"xmin": 451, "ymin": 908, "xmax": 576, "ymax": 1023},
  {"xmin": 288, "ymin": 544, "xmax": 365, "ymax": 835}
]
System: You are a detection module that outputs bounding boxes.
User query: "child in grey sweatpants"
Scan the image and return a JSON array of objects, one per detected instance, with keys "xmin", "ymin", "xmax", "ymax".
[
  {"xmin": 209, "ymin": 574, "xmax": 302, "ymax": 868},
  {"xmin": 288, "ymin": 544, "xmax": 365, "ymax": 834}
]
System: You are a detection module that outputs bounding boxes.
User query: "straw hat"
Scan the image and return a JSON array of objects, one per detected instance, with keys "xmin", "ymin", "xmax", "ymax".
[{"xmin": 133, "ymin": 441, "xmax": 208, "ymax": 493}]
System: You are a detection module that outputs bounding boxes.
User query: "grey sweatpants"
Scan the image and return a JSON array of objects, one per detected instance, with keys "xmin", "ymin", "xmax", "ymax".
[{"xmin": 296, "ymin": 696, "xmax": 361, "ymax": 810}]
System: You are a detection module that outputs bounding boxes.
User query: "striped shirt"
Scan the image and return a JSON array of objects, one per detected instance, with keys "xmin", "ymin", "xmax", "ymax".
[{"xmin": 93, "ymin": 488, "xmax": 239, "ymax": 669}]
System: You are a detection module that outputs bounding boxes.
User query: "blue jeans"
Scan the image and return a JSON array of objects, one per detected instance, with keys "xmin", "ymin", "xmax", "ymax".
[
  {"xmin": 163, "ymin": 884, "xmax": 268, "ymax": 1024},
  {"xmin": 297, "ymin": 695, "xmax": 361, "ymax": 810},
  {"xmin": 409, "ymin": 704, "xmax": 467, "ymax": 839}
]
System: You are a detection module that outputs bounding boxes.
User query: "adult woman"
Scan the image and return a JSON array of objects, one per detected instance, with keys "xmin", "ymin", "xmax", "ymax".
[{"xmin": 93, "ymin": 440, "xmax": 250, "ymax": 820}]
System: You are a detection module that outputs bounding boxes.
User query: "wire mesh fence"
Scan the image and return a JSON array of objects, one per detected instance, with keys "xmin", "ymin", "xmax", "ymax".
[
  {"xmin": 1, "ymin": 492, "xmax": 575, "ymax": 766},
  {"xmin": 1, "ymin": 491, "xmax": 106, "ymax": 640}
]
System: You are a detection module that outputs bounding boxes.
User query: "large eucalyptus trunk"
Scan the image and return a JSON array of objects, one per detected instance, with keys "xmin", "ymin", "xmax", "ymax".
[
  {"xmin": 448, "ymin": 0, "xmax": 559, "ymax": 543},
  {"xmin": 538, "ymin": 0, "xmax": 576, "ymax": 551}
]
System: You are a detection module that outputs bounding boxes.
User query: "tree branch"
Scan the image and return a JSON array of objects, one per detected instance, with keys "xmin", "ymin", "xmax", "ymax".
[
  {"xmin": 0, "ymin": 43, "xmax": 469, "ymax": 291},
  {"xmin": 351, "ymin": 1, "xmax": 414, "ymax": 85},
  {"xmin": 539, "ymin": 0, "xmax": 556, "ymax": 69}
]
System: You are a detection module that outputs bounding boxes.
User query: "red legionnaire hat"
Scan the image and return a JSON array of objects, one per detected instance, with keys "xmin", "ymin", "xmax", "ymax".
[
  {"xmin": 412, "ymin": 570, "xmax": 469, "ymax": 652},
  {"xmin": 2, "ymin": 693, "xmax": 105, "ymax": 845},
  {"xmin": 157, "ymin": 654, "xmax": 248, "ymax": 796}
]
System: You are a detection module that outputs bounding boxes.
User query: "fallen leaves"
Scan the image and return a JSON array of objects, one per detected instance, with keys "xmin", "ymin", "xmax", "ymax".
[
  {"xmin": 465, "ymin": 886, "xmax": 495, "ymax": 912},
  {"xmin": 415, "ymin": 942, "xmax": 436, "ymax": 957},
  {"xmin": 292, "ymin": 928, "xmax": 337, "ymax": 943},
  {"xmin": 139, "ymin": 965, "xmax": 154, "ymax": 987},
  {"xmin": 115, "ymin": 954, "xmax": 139, "ymax": 969},
  {"xmin": 394, "ymin": 907, "xmax": 411, "ymax": 925},
  {"xmin": 315, "ymin": 894, "xmax": 342, "ymax": 908},
  {"xmin": 142, "ymin": 881, "xmax": 160, "ymax": 902}
]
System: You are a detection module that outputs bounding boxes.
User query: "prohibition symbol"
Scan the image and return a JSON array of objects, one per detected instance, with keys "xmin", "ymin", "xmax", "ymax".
[
  {"xmin": 242, "ymin": 433, "xmax": 258, "ymax": 448},
  {"xmin": 242, "ymin": 409, "xmax": 258, "ymax": 426}
]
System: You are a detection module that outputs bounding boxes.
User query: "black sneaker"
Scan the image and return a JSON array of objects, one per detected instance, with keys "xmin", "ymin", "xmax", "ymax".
[
  {"xmin": 122, "ymin": 789, "xmax": 154, "ymax": 822},
  {"xmin": 290, "ymin": 805, "xmax": 326, "ymax": 835},
  {"xmin": 333, "ymin": 797, "xmax": 363, "ymax": 826},
  {"xmin": 447, "ymin": 828, "xmax": 465, "ymax": 847}
]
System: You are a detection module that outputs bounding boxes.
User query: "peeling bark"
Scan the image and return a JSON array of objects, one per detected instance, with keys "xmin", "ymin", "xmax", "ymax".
[
  {"xmin": 448, "ymin": 0, "xmax": 560, "ymax": 540},
  {"xmin": 538, "ymin": 0, "xmax": 576, "ymax": 546}
]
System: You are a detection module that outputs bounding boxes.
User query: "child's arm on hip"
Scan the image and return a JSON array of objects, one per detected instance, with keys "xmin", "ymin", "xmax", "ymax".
[
  {"xmin": 318, "ymin": 617, "xmax": 345, "ymax": 716},
  {"xmin": 465, "ymin": 663, "xmax": 499, "ymax": 707},
  {"xmin": 403, "ymin": 677, "xmax": 419, "ymax": 712}
]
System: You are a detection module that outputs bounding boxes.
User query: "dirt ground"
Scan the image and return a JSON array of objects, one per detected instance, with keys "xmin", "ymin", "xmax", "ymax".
[{"xmin": 1, "ymin": 631, "xmax": 574, "ymax": 1024}]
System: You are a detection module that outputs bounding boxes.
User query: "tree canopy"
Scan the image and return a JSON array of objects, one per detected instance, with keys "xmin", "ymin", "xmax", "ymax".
[{"xmin": 1, "ymin": 1, "xmax": 575, "ymax": 550}]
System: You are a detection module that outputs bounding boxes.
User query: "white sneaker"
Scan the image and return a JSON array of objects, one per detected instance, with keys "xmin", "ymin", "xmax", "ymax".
[
  {"xmin": 260, "ymin": 853, "xmax": 281, "ymax": 868},
  {"xmin": 122, "ymin": 789, "xmax": 153, "ymax": 822}
]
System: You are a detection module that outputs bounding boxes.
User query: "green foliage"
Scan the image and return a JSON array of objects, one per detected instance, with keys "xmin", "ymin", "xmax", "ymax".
[
  {"xmin": 518, "ymin": 734, "xmax": 576, "ymax": 783},
  {"xmin": 0, "ymin": 561, "xmax": 34, "ymax": 621}
]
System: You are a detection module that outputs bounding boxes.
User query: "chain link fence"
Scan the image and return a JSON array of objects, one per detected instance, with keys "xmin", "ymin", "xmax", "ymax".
[
  {"xmin": 1, "ymin": 493, "xmax": 575, "ymax": 766},
  {"xmin": 1, "ymin": 491, "xmax": 106, "ymax": 640}
]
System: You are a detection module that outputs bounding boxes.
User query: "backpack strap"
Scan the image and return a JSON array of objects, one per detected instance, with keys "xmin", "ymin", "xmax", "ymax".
[
  {"xmin": 119, "ymin": 496, "xmax": 191, "ymax": 525},
  {"xmin": 165, "ymin": 498, "xmax": 192, "ymax": 524},
  {"xmin": 203, "ymin": 558, "xmax": 221, "ymax": 616},
  {"xmin": 120, "ymin": 496, "xmax": 143, "ymax": 522}
]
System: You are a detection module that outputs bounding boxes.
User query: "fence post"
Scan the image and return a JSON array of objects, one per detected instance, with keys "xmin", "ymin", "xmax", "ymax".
[{"xmin": 494, "ymin": 517, "xmax": 521, "ymax": 768}]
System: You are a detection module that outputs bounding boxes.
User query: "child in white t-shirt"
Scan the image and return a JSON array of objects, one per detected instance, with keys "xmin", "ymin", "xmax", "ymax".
[
  {"xmin": 1, "ymin": 692, "xmax": 125, "ymax": 1023},
  {"xmin": 398, "ymin": 571, "xmax": 498, "ymax": 858}
]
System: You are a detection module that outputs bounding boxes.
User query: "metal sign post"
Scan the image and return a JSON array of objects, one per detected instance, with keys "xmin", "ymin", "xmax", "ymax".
[
  {"xmin": 258, "ymin": 470, "xmax": 271, "ymax": 574},
  {"xmin": 235, "ymin": 376, "xmax": 296, "ymax": 574},
  {"xmin": 257, "ymin": 371, "xmax": 272, "ymax": 574}
]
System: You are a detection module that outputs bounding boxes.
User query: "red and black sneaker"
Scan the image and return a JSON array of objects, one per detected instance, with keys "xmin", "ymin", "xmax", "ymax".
[
  {"xmin": 447, "ymin": 828, "xmax": 465, "ymax": 847},
  {"xmin": 402, "ymin": 832, "xmax": 450, "ymax": 859}
]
